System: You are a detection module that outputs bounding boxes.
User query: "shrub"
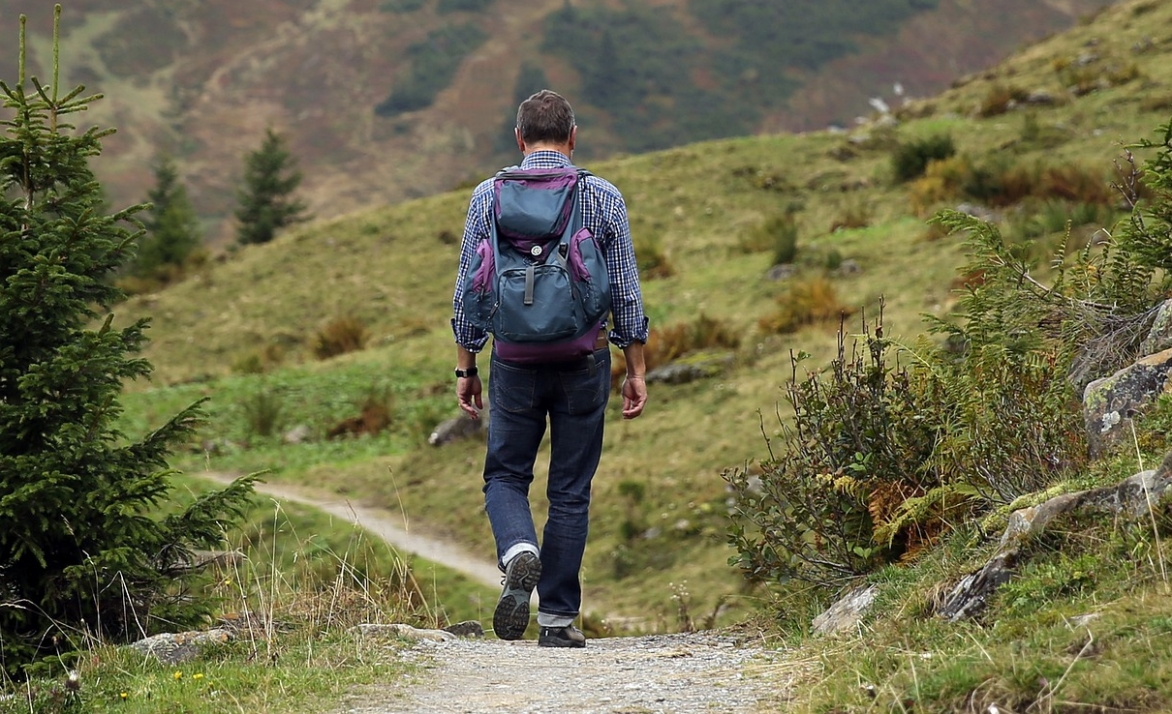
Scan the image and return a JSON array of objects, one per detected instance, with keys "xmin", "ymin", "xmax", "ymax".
[
  {"xmin": 312, "ymin": 316, "xmax": 370, "ymax": 360},
  {"xmin": 727, "ymin": 116, "xmax": 1172, "ymax": 591},
  {"xmin": 891, "ymin": 133, "xmax": 956, "ymax": 183},
  {"xmin": 241, "ymin": 389, "xmax": 285, "ymax": 439},
  {"xmin": 727, "ymin": 312, "xmax": 945, "ymax": 586},
  {"xmin": 326, "ymin": 389, "xmax": 394, "ymax": 440},
  {"xmin": 610, "ymin": 312, "xmax": 741, "ymax": 388},
  {"xmin": 740, "ymin": 214, "xmax": 799, "ymax": 264},
  {"xmin": 757, "ymin": 277, "xmax": 850, "ymax": 334},
  {"xmin": 829, "ymin": 199, "xmax": 872, "ymax": 232},
  {"xmin": 978, "ymin": 84, "xmax": 1029, "ymax": 117}
]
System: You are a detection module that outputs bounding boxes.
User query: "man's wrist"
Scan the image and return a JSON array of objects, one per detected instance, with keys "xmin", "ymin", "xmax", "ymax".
[{"xmin": 454, "ymin": 366, "xmax": 479, "ymax": 378}]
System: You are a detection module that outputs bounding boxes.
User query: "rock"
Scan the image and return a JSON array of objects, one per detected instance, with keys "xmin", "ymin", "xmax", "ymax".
[
  {"xmin": 766, "ymin": 263, "xmax": 798, "ymax": 281},
  {"xmin": 282, "ymin": 424, "xmax": 313, "ymax": 445},
  {"xmin": 443, "ymin": 620, "xmax": 485, "ymax": 638},
  {"xmin": 812, "ymin": 585, "xmax": 879, "ymax": 636},
  {"xmin": 935, "ymin": 552, "xmax": 1017, "ymax": 621},
  {"xmin": 352, "ymin": 623, "xmax": 456, "ymax": 643},
  {"xmin": 935, "ymin": 452, "xmax": 1172, "ymax": 621},
  {"xmin": 1082, "ymin": 348, "xmax": 1172, "ymax": 458},
  {"xmin": 645, "ymin": 352, "xmax": 735, "ymax": 386},
  {"xmin": 429, "ymin": 409, "xmax": 487, "ymax": 446},
  {"xmin": 1140, "ymin": 300, "xmax": 1172, "ymax": 357},
  {"xmin": 129, "ymin": 629, "xmax": 233, "ymax": 665},
  {"xmin": 831, "ymin": 259, "xmax": 862, "ymax": 277},
  {"xmin": 1025, "ymin": 89, "xmax": 1056, "ymax": 105}
]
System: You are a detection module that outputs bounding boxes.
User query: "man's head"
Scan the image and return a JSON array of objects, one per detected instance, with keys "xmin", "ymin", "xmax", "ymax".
[{"xmin": 515, "ymin": 90, "xmax": 576, "ymax": 155}]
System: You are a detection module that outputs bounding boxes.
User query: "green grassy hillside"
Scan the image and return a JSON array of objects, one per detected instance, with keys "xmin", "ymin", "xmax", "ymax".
[{"xmin": 111, "ymin": 0, "xmax": 1172, "ymax": 632}]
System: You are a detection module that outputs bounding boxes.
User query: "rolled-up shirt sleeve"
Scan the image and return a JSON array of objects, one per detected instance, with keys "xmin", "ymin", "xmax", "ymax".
[
  {"xmin": 600, "ymin": 191, "xmax": 649, "ymax": 348},
  {"xmin": 451, "ymin": 181, "xmax": 494, "ymax": 352}
]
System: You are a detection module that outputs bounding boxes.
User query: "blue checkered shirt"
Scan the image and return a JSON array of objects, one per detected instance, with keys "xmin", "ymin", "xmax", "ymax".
[{"xmin": 451, "ymin": 150, "xmax": 649, "ymax": 353}]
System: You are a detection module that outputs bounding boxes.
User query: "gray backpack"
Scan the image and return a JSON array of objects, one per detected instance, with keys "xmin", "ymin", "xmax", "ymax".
[{"xmin": 462, "ymin": 166, "xmax": 610, "ymax": 362}]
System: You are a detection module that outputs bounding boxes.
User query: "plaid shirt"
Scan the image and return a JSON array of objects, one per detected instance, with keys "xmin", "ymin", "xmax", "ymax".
[{"xmin": 451, "ymin": 150, "xmax": 649, "ymax": 353}]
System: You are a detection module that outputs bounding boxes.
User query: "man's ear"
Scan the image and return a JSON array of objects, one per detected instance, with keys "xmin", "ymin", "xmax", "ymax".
[
  {"xmin": 568, "ymin": 125, "xmax": 577, "ymax": 153},
  {"xmin": 515, "ymin": 127, "xmax": 525, "ymax": 154}
]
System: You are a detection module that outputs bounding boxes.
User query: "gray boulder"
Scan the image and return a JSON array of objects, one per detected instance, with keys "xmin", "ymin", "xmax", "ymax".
[
  {"xmin": 935, "ymin": 451, "xmax": 1172, "ymax": 621},
  {"xmin": 1083, "ymin": 347, "xmax": 1172, "ymax": 458}
]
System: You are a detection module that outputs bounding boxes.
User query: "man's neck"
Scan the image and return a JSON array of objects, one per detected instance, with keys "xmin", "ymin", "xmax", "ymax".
[{"xmin": 522, "ymin": 142, "xmax": 572, "ymax": 159}]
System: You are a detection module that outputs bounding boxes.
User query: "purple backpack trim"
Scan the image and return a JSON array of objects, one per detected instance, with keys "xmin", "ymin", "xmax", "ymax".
[{"xmin": 495, "ymin": 323, "xmax": 604, "ymax": 364}]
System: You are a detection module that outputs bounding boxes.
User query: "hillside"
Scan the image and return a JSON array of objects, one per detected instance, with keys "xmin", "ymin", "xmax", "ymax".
[
  {"xmin": 0, "ymin": 0, "xmax": 1116, "ymax": 243},
  {"xmin": 97, "ymin": 0, "xmax": 1172, "ymax": 637}
]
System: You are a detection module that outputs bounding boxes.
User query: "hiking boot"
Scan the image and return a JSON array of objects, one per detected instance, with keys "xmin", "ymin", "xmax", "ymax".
[
  {"xmin": 537, "ymin": 625, "xmax": 586, "ymax": 648},
  {"xmin": 492, "ymin": 551, "xmax": 540, "ymax": 640}
]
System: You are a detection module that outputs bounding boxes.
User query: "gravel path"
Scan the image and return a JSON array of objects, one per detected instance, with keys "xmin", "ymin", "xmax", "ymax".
[{"xmin": 342, "ymin": 631, "xmax": 789, "ymax": 714}]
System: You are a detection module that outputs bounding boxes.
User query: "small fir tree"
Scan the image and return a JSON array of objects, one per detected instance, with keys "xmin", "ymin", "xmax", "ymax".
[
  {"xmin": 234, "ymin": 128, "xmax": 308, "ymax": 245},
  {"xmin": 0, "ymin": 8, "xmax": 256, "ymax": 676},
  {"xmin": 132, "ymin": 154, "xmax": 201, "ymax": 280}
]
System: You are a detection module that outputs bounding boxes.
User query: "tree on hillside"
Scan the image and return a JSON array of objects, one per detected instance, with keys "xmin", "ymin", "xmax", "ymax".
[
  {"xmin": 131, "ymin": 154, "xmax": 202, "ymax": 281},
  {"xmin": 234, "ymin": 128, "xmax": 308, "ymax": 245},
  {"xmin": 0, "ymin": 8, "xmax": 256, "ymax": 676}
]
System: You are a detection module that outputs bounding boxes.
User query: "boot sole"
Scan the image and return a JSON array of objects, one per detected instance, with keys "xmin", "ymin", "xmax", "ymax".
[{"xmin": 492, "ymin": 552, "xmax": 540, "ymax": 640}]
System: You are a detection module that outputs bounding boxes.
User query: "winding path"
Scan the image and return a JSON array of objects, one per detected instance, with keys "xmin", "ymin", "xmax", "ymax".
[
  {"xmin": 197, "ymin": 472, "xmax": 790, "ymax": 713},
  {"xmin": 198, "ymin": 471, "xmax": 503, "ymax": 589}
]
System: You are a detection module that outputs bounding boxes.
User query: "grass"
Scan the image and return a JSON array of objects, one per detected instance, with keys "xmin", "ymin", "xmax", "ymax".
[
  {"xmin": 107, "ymin": 0, "xmax": 1172, "ymax": 629},
  {"xmin": 35, "ymin": 0, "xmax": 1172, "ymax": 707},
  {"xmin": 0, "ymin": 473, "xmax": 494, "ymax": 713}
]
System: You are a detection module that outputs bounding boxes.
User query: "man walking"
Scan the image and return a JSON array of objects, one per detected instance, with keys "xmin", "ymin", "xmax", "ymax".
[{"xmin": 450, "ymin": 90, "xmax": 648, "ymax": 648}]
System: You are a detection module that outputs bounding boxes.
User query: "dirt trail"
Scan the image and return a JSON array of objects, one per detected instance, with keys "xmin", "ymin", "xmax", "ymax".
[
  {"xmin": 198, "ymin": 471, "xmax": 503, "ymax": 590},
  {"xmin": 345, "ymin": 632, "xmax": 788, "ymax": 714},
  {"xmin": 198, "ymin": 472, "xmax": 791, "ymax": 713}
]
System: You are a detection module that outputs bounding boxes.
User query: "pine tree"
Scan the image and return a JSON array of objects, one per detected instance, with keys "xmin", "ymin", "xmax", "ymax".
[
  {"xmin": 234, "ymin": 128, "xmax": 308, "ymax": 245},
  {"xmin": 132, "ymin": 154, "xmax": 201, "ymax": 280},
  {"xmin": 0, "ymin": 8, "xmax": 256, "ymax": 676}
]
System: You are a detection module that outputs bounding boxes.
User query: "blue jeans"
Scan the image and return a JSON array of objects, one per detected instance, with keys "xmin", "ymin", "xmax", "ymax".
[{"xmin": 483, "ymin": 347, "xmax": 611, "ymax": 621}]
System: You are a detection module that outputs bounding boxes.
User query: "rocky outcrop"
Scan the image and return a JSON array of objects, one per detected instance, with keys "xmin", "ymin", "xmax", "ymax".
[
  {"xmin": 646, "ymin": 352, "xmax": 735, "ymax": 386},
  {"xmin": 1083, "ymin": 348, "xmax": 1172, "ymax": 458},
  {"xmin": 812, "ymin": 585, "xmax": 878, "ymax": 636},
  {"xmin": 429, "ymin": 409, "xmax": 488, "ymax": 446},
  {"xmin": 933, "ymin": 451, "xmax": 1172, "ymax": 621},
  {"xmin": 129, "ymin": 629, "xmax": 234, "ymax": 665},
  {"xmin": 1082, "ymin": 299, "xmax": 1172, "ymax": 458}
]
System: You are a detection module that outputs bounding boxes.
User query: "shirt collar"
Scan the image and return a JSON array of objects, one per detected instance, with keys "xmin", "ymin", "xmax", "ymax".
[{"xmin": 520, "ymin": 150, "xmax": 572, "ymax": 170}]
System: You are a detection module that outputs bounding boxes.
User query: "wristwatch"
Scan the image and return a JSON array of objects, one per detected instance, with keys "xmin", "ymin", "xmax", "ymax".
[{"xmin": 454, "ymin": 366, "xmax": 479, "ymax": 378}]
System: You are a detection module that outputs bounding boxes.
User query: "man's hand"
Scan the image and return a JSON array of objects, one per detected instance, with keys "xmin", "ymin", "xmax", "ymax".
[
  {"xmin": 457, "ymin": 375, "xmax": 483, "ymax": 419},
  {"xmin": 621, "ymin": 375, "xmax": 647, "ymax": 419}
]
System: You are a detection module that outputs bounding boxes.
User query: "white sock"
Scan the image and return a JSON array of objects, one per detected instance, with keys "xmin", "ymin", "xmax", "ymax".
[
  {"xmin": 501, "ymin": 542, "xmax": 539, "ymax": 569},
  {"xmin": 537, "ymin": 613, "xmax": 575, "ymax": 628}
]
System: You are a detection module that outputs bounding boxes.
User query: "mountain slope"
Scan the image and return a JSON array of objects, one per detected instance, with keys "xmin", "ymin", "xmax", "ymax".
[
  {"xmin": 0, "ymin": 0, "xmax": 1115, "ymax": 243},
  {"xmin": 102, "ymin": 0, "xmax": 1172, "ymax": 626}
]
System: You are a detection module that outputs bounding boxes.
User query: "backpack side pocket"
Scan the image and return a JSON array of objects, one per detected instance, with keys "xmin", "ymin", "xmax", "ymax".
[{"xmin": 568, "ymin": 228, "xmax": 611, "ymax": 325}]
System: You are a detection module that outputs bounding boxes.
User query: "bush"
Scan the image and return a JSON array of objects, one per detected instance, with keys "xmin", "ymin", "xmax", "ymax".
[
  {"xmin": 727, "ymin": 116, "xmax": 1172, "ymax": 591},
  {"xmin": 610, "ymin": 312, "xmax": 741, "ymax": 388},
  {"xmin": 741, "ymin": 214, "xmax": 799, "ymax": 264},
  {"xmin": 757, "ymin": 277, "xmax": 850, "ymax": 334},
  {"xmin": 312, "ymin": 316, "xmax": 370, "ymax": 360},
  {"xmin": 891, "ymin": 133, "xmax": 956, "ymax": 183},
  {"xmin": 978, "ymin": 84, "xmax": 1029, "ymax": 117},
  {"xmin": 727, "ymin": 312, "xmax": 945, "ymax": 586},
  {"xmin": 240, "ymin": 389, "xmax": 286, "ymax": 440}
]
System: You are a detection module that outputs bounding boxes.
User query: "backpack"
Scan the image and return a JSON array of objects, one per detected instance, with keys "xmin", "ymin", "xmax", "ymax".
[{"xmin": 462, "ymin": 166, "xmax": 611, "ymax": 363}]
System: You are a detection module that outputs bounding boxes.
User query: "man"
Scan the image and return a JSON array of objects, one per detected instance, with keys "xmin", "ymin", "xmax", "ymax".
[{"xmin": 450, "ymin": 90, "xmax": 649, "ymax": 648}]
